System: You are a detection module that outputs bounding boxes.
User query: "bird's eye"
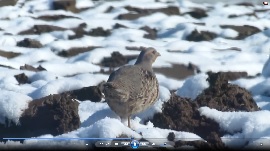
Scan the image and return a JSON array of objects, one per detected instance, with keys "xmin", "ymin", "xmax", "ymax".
[
  {"xmin": 152, "ymin": 51, "xmax": 156, "ymax": 54},
  {"xmin": 104, "ymin": 84, "xmax": 110, "ymax": 88}
]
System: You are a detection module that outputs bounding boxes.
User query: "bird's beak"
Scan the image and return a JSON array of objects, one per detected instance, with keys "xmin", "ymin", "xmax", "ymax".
[{"xmin": 157, "ymin": 52, "xmax": 161, "ymax": 56}]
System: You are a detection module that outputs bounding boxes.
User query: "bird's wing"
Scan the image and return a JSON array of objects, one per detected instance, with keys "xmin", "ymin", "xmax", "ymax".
[
  {"xmin": 106, "ymin": 65, "xmax": 158, "ymax": 103},
  {"xmin": 104, "ymin": 65, "xmax": 141, "ymax": 102},
  {"xmin": 107, "ymin": 65, "xmax": 135, "ymax": 82},
  {"xmin": 107, "ymin": 66, "xmax": 142, "ymax": 90}
]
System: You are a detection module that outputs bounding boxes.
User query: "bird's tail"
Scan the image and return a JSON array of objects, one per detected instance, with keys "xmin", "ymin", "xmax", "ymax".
[
  {"xmin": 97, "ymin": 81, "xmax": 105, "ymax": 91},
  {"xmin": 97, "ymin": 81, "xmax": 106, "ymax": 98}
]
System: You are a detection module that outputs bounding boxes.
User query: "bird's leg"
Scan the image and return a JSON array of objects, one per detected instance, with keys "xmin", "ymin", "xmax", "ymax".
[
  {"xmin": 128, "ymin": 116, "xmax": 131, "ymax": 128},
  {"xmin": 120, "ymin": 117, "xmax": 129, "ymax": 127}
]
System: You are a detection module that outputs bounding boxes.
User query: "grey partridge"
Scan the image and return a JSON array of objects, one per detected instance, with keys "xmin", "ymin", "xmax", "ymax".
[{"xmin": 103, "ymin": 47, "xmax": 160, "ymax": 128}]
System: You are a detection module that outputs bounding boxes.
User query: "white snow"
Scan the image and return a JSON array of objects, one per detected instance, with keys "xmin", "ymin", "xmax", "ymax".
[
  {"xmin": 176, "ymin": 73, "xmax": 209, "ymax": 100},
  {"xmin": 0, "ymin": 90, "xmax": 32, "ymax": 125},
  {"xmin": 0, "ymin": 0, "xmax": 269, "ymax": 149},
  {"xmin": 76, "ymin": 0, "xmax": 94, "ymax": 9},
  {"xmin": 220, "ymin": 28, "xmax": 239, "ymax": 38},
  {"xmin": 156, "ymin": 74, "xmax": 184, "ymax": 90},
  {"xmin": 29, "ymin": 73, "xmax": 108, "ymax": 99},
  {"xmin": 199, "ymin": 107, "xmax": 270, "ymax": 148}
]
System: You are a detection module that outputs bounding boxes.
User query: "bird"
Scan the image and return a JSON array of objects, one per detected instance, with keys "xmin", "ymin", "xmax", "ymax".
[{"xmin": 102, "ymin": 47, "xmax": 160, "ymax": 128}]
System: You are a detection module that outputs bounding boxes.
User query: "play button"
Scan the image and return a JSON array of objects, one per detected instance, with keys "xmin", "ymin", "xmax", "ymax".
[{"xmin": 130, "ymin": 140, "xmax": 139, "ymax": 149}]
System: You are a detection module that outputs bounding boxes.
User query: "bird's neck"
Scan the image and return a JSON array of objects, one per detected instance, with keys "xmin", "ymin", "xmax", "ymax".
[{"xmin": 135, "ymin": 61, "xmax": 153, "ymax": 72}]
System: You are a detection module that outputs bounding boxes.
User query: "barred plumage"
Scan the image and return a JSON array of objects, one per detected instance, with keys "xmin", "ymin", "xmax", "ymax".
[{"xmin": 102, "ymin": 47, "xmax": 160, "ymax": 128}]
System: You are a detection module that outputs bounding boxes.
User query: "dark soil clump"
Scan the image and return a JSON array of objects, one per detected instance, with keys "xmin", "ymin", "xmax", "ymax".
[{"xmin": 152, "ymin": 71, "xmax": 259, "ymax": 149}]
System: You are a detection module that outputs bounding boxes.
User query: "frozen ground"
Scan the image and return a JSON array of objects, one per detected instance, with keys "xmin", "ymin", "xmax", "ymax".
[{"xmin": 0, "ymin": 0, "xmax": 270, "ymax": 149}]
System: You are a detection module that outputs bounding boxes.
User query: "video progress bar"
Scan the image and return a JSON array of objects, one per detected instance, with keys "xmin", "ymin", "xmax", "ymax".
[{"xmin": 3, "ymin": 138, "xmax": 132, "ymax": 140}]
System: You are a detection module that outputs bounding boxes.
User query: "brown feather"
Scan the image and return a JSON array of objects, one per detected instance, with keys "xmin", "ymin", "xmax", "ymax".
[{"xmin": 102, "ymin": 47, "xmax": 160, "ymax": 127}]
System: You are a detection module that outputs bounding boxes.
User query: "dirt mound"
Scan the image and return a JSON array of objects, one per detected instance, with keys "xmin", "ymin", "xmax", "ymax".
[
  {"xmin": 235, "ymin": 2, "xmax": 254, "ymax": 7},
  {"xmin": 58, "ymin": 46, "xmax": 100, "ymax": 57},
  {"xmin": 18, "ymin": 23, "xmax": 111, "ymax": 40},
  {"xmin": 152, "ymin": 94, "xmax": 226, "ymax": 149},
  {"xmin": 140, "ymin": 26, "xmax": 157, "ymax": 40},
  {"xmin": 52, "ymin": 0, "xmax": 77, "ymax": 13},
  {"xmin": 0, "ymin": 93, "xmax": 80, "ymax": 139},
  {"xmin": 20, "ymin": 93, "xmax": 80, "ymax": 137},
  {"xmin": 88, "ymin": 27, "xmax": 111, "ymax": 37},
  {"xmin": 68, "ymin": 24, "xmax": 112, "ymax": 39},
  {"xmin": 153, "ymin": 63, "xmax": 199, "ymax": 81},
  {"xmin": 17, "ymin": 38, "xmax": 42, "ymax": 48},
  {"xmin": 186, "ymin": 29, "xmax": 217, "ymax": 42},
  {"xmin": 228, "ymin": 12, "xmax": 257, "ymax": 19},
  {"xmin": 220, "ymin": 25, "xmax": 261, "ymax": 40},
  {"xmin": 118, "ymin": 6, "xmax": 180, "ymax": 20},
  {"xmin": 68, "ymin": 82, "xmax": 105, "ymax": 102},
  {"xmin": 19, "ymin": 25, "xmax": 66, "ymax": 35},
  {"xmin": 14, "ymin": 73, "xmax": 29, "ymax": 84},
  {"xmin": 37, "ymin": 14, "xmax": 79, "ymax": 21},
  {"xmin": 20, "ymin": 64, "xmax": 46, "ymax": 72},
  {"xmin": 195, "ymin": 71, "xmax": 259, "ymax": 112},
  {"xmin": 183, "ymin": 8, "xmax": 208, "ymax": 19},
  {"xmin": 100, "ymin": 51, "xmax": 138, "ymax": 68},
  {"xmin": 113, "ymin": 23, "xmax": 128, "ymax": 29},
  {"xmin": 68, "ymin": 23, "xmax": 87, "ymax": 39},
  {"xmin": 0, "ymin": 50, "xmax": 21, "ymax": 58},
  {"xmin": 0, "ymin": 0, "xmax": 17, "ymax": 6},
  {"xmin": 152, "ymin": 72, "xmax": 259, "ymax": 149}
]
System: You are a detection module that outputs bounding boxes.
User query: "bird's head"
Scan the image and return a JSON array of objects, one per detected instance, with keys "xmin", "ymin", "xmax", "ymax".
[{"xmin": 135, "ymin": 47, "xmax": 161, "ymax": 67}]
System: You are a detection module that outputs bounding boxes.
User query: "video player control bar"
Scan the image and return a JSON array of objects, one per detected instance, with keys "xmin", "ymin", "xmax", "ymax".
[{"xmin": 95, "ymin": 140, "xmax": 170, "ymax": 149}]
